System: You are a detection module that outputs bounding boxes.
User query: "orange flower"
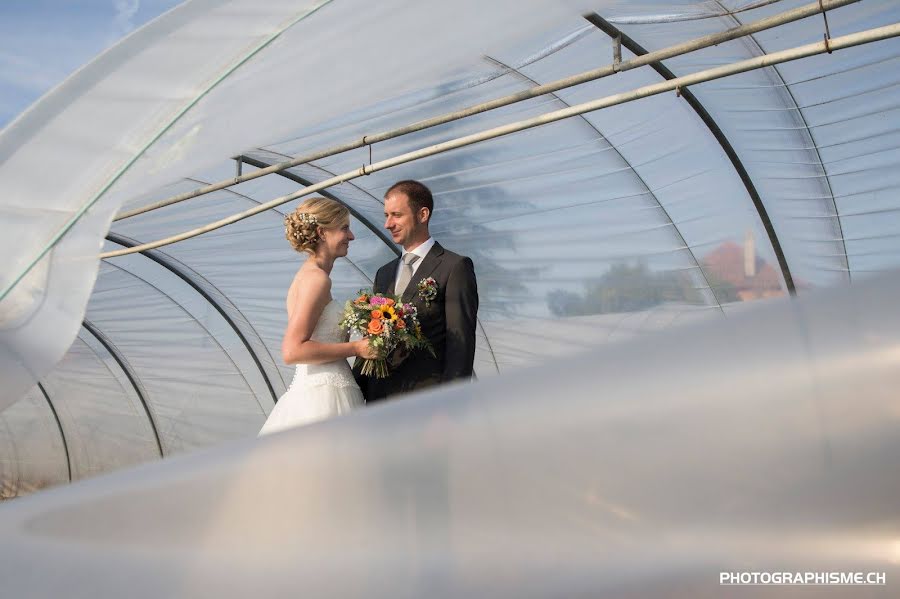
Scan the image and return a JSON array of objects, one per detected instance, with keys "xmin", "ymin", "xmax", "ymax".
[
  {"xmin": 395, "ymin": 319, "xmax": 406, "ymax": 330},
  {"xmin": 371, "ymin": 310, "xmax": 384, "ymax": 320},
  {"xmin": 383, "ymin": 298, "xmax": 395, "ymax": 306},
  {"xmin": 356, "ymin": 294, "xmax": 368, "ymax": 303},
  {"xmin": 367, "ymin": 319, "xmax": 384, "ymax": 335}
]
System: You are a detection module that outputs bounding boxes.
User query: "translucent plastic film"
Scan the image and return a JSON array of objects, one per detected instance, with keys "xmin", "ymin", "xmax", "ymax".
[
  {"xmin": 3, "ymin": 0, "xmax": 900, "ymax": 495},
  {"xmin": 0, "ymin": 272, "xmax": 898, "ymax": 597},
  {"xmin": 0, "ymin": 0, "xmax": 599, "ymax": 408}
]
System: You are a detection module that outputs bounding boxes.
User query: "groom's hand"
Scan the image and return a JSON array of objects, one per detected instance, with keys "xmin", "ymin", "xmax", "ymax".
[{"xmin": 387, "ymin": 346, "xmax": 410, "ymax": 369}]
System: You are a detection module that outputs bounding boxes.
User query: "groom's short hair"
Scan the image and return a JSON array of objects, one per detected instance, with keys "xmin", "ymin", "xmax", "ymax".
[{"xmin": 386, "ymin": 180, "xmax": 434, "ymax": 222}]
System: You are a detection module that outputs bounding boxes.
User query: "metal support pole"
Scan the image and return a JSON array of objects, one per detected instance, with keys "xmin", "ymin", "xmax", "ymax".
[
  {"xmin": 110, "ymin": 0, "xmax": 862, "ymax": 223},
  {"xmin": 100, "ymin": 21, "xmax": 900, "ymax": 259},
  {"xmin": 585, "ymin": 12, "xmax": 797, "ymax": 296}
]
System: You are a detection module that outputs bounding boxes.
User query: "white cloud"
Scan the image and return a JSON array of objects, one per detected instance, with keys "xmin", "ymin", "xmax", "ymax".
[
  {"xmin": 0, "ymin": 0, "xmax": 183, "ymax": 127},
  {"xmin": 111, "ymin": 0, "xmax": 141, "ymax": 40}
]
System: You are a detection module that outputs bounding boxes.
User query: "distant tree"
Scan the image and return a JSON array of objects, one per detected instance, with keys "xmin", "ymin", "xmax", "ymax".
[
  {"xmin": 547, "ymin": 261, "xmax": 706, "ymax": 316},
  {"xmin": 702, "ymin": 270, "xmax": 740, "ymax": 304}
]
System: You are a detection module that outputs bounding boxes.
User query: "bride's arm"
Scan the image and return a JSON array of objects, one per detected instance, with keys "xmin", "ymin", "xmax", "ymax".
[{"xmin": 281, "ymin": 270, "xmax": 373, "ymax": 365}]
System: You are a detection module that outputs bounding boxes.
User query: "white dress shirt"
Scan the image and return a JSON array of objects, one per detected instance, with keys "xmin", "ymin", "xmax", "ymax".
[{"xmin": 395, "ymin": 237, "xmax": 436, "ymax": 292}]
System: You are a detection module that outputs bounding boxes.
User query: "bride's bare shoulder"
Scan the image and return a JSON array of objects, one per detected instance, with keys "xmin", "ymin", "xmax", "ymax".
[
  {"xmin": 286, "ymin": 263, "xmax": 332, "ymax": 308},
  {"xmin": 295, "ymin": 262, "xmax": 332, "ymax": 289}
]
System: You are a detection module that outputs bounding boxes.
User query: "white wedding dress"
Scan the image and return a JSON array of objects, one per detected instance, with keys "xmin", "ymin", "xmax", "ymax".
[{"xmin": 259, "ymin": 300, "xmax": 364, "ymax": 435}]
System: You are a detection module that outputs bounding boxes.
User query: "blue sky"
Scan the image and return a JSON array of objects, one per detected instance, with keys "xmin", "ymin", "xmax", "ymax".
[{"xmin": 0, "ymin": 0, "xmax": 184, "ymax": 128}]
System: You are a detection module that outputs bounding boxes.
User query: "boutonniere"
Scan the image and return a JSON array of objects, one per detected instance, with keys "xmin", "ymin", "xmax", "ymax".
[{"xmin": 417, "ymin": 277, "xmax": 438, "ymax": 307}]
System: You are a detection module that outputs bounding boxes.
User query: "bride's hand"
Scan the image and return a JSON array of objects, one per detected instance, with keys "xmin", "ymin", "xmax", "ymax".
[{"xmin": 354, "ymin": 338, "xmax": 379, "ymax": 360}]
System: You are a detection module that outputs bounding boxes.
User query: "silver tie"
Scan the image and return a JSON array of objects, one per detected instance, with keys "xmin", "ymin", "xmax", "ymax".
[{"xmin": 395, "ymin": 253, "xmax": 420, "ymax": 295}]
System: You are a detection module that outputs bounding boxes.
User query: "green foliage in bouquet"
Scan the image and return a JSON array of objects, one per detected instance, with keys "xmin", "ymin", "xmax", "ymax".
[{"xmin": 339, "ymin": 290, "xmax": 434, "ymax": 378}]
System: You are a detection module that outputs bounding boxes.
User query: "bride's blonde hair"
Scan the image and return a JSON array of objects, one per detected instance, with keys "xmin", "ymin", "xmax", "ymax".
[{"xmin": 285, "ymin": 197, "xmax": 350, "ymax": 254}]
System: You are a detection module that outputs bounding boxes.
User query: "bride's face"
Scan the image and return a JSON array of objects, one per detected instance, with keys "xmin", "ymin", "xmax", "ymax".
[{"xmin": 318, "ymin": 220, "xmax": 355, "ymax": 258}]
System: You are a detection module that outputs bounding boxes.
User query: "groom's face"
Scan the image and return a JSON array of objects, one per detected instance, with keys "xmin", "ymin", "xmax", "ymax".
[{"xmin": 384, "ymin": 191, "xmax": 427, "ymax": 248}]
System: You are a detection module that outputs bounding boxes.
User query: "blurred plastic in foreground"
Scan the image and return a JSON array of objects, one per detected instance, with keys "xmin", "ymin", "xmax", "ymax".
[{"xmin": 1, "ymin": 272, "xmax": 898, "ymax": 598}]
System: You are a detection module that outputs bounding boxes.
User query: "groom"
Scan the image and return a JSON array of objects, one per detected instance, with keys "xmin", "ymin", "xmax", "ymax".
[{"xmin": 357, "ymin": 179, "xmax": 479, "ymax": 402}]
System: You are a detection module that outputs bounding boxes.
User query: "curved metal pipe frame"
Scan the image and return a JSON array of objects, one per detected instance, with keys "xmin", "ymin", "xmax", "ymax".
[
  {"xmin": 238, "ymin": 154, "xmax": 398, "ymax": 251},
  {"xmin": 484, "ymin": 54, "xmax": 726, "ymax": 314},
  {"xmin": 584, "ymin": 12, "xmax": 797, "ymax": 296},
  {"xmin": 81, "ymin": 318, "xmax": 165, "ymax": 458},
  {"xmin": 35, "ymin": 382, "xmax": 72, "ymax": 483},
  {"xmin": 96, "ymin": 258, "xmax": 269, "ymax": 417},
  {"xmin": 183, "ymin": 174, "xmax": 373, "ymax": 285},
  {"xmin": 106, "ymin": 232, "xmax": 283, "ymax": 404},
  {"xmin": 711, "ymin": 0, "xmax": 849, "ymax": 284}
]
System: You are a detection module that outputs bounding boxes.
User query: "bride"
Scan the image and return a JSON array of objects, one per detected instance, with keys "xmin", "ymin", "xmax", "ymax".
[{"xmin": 259, "ymin": 197, "xmax": 377, "ymax": 435}]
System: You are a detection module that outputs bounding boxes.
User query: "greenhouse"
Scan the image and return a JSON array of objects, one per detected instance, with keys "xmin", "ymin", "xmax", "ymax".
[{"xmin": 0, "ymin": 0, "xmax": 898, "ymax": 596}]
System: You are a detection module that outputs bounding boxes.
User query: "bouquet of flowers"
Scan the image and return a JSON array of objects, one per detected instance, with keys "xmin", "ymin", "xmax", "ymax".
[{"xmin": 339, "ymin": 290, "xmax": 434, "ymax": 378}]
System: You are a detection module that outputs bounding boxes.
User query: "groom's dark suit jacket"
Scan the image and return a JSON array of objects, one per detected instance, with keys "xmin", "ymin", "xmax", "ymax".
[{"xmin": 356, "ymin": 241, "xmax": 478, "ymax": 402}]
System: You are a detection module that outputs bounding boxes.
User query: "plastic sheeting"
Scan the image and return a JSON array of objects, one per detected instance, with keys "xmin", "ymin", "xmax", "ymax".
[
  {"xmin": 0, "ymin": 272, "xmax": 898, "ymax": 597},
  {"xmin": 2, "ymin": 0, "xmax": 900, "ymax": 492}
]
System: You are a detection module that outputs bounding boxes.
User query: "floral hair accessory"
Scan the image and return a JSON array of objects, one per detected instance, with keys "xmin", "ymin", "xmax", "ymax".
[
  {"xmin": 417, "ymin": 277, "xmax": 438, "ymax": 307},
  {"xmin": 285, "ymin": 211, "xmax": 321, "ymax": 246}
]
